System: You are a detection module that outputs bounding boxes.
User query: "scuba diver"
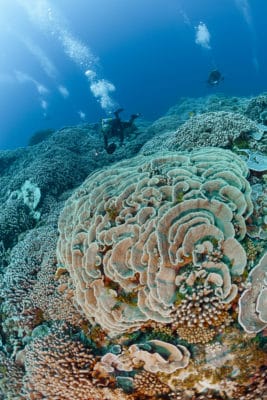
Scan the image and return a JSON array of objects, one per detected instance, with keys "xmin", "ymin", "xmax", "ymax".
[
  {"xmin": 207, "ymin": 69, "xmax": 224, "ymax": 87},
  {"xmin": 101, "ymin": 108, "xmax": 140, "ymax": 154}
]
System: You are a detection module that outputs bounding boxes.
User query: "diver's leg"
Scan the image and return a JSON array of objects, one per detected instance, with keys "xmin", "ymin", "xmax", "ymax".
[
  {"xmin": 118, "ymin": 126, "xmax": 124, "ymax": 144},
  {"xmin": 103, "ymin": 132, "xmax": 109, "ymax": 150}
]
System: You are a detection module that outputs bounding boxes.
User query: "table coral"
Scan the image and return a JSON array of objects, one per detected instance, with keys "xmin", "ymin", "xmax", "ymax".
[{"xmin": 57, "ymin": 148, "xmax": 252, "ymax": 342}]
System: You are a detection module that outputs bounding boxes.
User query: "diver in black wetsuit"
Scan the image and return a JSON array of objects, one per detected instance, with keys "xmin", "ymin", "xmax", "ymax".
[
  {"xmin": 207, "ymin": 69, "xmax": 224, "ymax": 87},
  {"xmin": 101, "ymin": 108, "xmax": 140, "ymax": 154}
]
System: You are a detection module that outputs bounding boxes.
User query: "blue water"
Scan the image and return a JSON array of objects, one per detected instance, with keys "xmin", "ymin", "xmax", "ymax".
[{"xmin": 0, "ymin": 0, "xmax": 267, "ymax": 149}]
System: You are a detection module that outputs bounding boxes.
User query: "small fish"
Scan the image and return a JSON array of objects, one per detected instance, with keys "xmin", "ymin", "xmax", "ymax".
[{"xmin": 188, "ymin": 111, "xmax": 195, "ymax": 118}]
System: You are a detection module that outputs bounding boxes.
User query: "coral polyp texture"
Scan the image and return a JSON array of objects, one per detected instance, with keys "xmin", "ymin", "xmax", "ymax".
[{"xmin": 57, "ymin": 148, "xmax": 253, "ymax": 341}]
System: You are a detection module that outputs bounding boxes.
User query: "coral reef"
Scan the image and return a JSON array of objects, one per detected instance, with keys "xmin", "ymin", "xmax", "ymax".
[
  {"xmin": 240, "ymin": 149, "xmax": 267, "ymax": 172},
  {"xmin": 0, "ymin": 206, "xmax": 87, "ymax": 352},
  {"xmin": 141, "ymin": 111, "xmax": 259, "ymax": 154},
  {"xmin": 0, "ymin": 351, "xmax": 24, "ymax": 399},
  {"xmin": 127, "ymin": 340, "xmax": 190, "ymax": 373},
  {"xmin": 22, "ymin": 323, "xmax": 130, "ymax": 399},
  {"xmin": 245, "ymin": 94, "xmax": 267, "ymax": 122},
  {"xmin": 132, "ymin": 370, "xmax": 171, "ymax": 397},
  {"xmin": 1, "ymin": 94, "xmax": 267, "ymax": 400},
  {"xmin": 172, "ymin": 285, "xmax": 232, "ymax": 344},
  {"xmin": 166, "ymin": 95, "xmax": 247, "ymax": 117},
  {"xmin": 246, "ymin": 182, "xmax": 267, "ymax": 239},
  {"xmin": 0, "ymin": 194, "xmax": 36, "ymax": 248},
  {"xmin": 145, "ymin": 114, "xmax": 182, "ymax": 138},
  {"xmin": 28, "ymin": 128, "xmax": 55, "ymax": 146},
  {"xmin": 57, "ymin": 148, "xmax": 252, "ymax": 339}
]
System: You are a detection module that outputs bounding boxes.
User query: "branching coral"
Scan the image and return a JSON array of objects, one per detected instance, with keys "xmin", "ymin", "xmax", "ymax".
[
  {"xmin": 0, "ymin": 225, "xmax": 59, "ymax": 337},
  {"xmin": 132, "ymin": 370, "xmax": 171, "ymax": 397},
  {"xmin": 22, "ymin": 323, "xmax": 131, "ymax": 400},
  {"xmin": 0, "ymin": 351, "xmax": 24, "ymax": 400}
]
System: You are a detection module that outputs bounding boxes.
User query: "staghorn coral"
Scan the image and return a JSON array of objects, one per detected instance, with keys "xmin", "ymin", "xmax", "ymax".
[
  {"xmin": 0, "ymin": 209, "xmax": 86, "ymax": 355},
  {"xmin": 10, "ymin": 146, "xmax": 90, "ymax": 197},
  {"xmin": 166, "ymin": 95, "xmax": 247, "ymax": 117},
  {"xmin": 57, "ymin": 148, "xmax": 252, "ymax": 340},
  {"xmin": 0, "ymin": 127, "xmax": 99, "ymax": 206},
  {"xmin": 260, "ymin": 109, "xmax": 267, "ymax": 125},
  {"xmin": 0, "ymin": 149, "xmax": 20, "ymax": 174}
]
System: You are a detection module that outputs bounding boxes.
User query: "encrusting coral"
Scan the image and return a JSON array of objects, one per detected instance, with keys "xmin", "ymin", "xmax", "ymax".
[{"xmin": 57, "ymin": 148, "xmax": 252, "ymax": 342}]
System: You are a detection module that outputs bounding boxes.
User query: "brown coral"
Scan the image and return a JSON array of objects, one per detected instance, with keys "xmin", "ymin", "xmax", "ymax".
[
  {"xmin": 133, "ymin": 370, "xmax": 171, "ymax": 397},
  {"xmin": 0, "ymin": 351, "xmax": 25, "ymax": 399},
  {"xmin": 22, "ymin": 323, "xmax": 135, "ymax": 400},
  {"xmin": 172, "ymin": 285, "xmax": 231, "ymax": 343},
  {"xmin": 22, "ymin": 324, "xmax": 98, "ymax": 399}
]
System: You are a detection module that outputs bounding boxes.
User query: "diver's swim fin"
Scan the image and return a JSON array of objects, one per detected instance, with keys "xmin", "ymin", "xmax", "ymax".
[{"xmin": 106, "ymin": 143, "xmax": 117, "ymax": 154}]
